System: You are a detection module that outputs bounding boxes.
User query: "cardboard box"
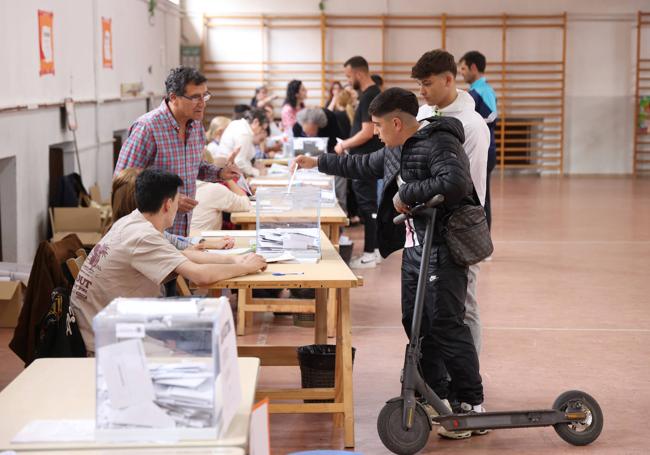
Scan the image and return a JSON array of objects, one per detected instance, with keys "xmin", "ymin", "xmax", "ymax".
[
  {"xmin": 0, "ymin": 280, "xmax": 25, "ymax": 328},
  {"xmin": 50, "ymin": 206, "xmax": 104, "ymax": 247}
]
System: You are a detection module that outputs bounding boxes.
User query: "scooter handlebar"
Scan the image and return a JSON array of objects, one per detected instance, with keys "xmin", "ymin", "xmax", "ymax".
[{"xmin": 393, "ymin": 194, "xmax": 445, "ymax": 225}]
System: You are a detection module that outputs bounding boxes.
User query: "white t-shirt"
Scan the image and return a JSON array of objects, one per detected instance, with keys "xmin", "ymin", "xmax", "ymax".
[
  {"xmin": 218, "ymin": 118, "xmax": 260, "ymax": 177},
  {"xmin": 417, "ymin": 90, "xmax": 489, "ymax": 206},
  {"xmin": 206, "ymin": 139, "xmax": 227, "ymax": 160},
  {"xmin": 190, "ymin": 180, "xmax": 252, "ymax": 233},
  {"xmin": 70, "ymin": 209, "xmax": 188, "ymax": 352}
]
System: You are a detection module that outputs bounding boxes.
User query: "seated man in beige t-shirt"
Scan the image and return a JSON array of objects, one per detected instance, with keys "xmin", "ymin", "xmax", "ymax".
[{"xmin": 71, "ymin": 168, "xmax": 266, "ymax": 352}]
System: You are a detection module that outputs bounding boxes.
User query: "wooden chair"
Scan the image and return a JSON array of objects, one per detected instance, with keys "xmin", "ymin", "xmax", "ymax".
[
  {"xmin": 65, "ymin": 248, "xmax": 87, "ymax": 280},
  {"xmin": 176, "ymin": 276, "xmax": 193, "ymax": 297}
]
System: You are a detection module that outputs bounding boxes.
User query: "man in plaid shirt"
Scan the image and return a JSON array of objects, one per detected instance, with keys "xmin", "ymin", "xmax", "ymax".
[{"xmin": 115, "ymin": 67, "xmax": 240, "ymax": 236}]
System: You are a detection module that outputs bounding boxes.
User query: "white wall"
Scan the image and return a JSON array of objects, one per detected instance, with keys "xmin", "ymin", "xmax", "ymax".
[
  {"xmin": 183, "ymin": 0, "xmax": 650, "ymax": 175},
  {"xmin": 0, "ymin": 0, "xmax": 180, "ymax": 263}
]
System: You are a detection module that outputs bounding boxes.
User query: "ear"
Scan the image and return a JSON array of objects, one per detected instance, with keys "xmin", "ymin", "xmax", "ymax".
[
  {"xmin": 393, "ymin": 116, "xmax": 402, "ymax": 132},
  {"xmin": 163, "ymin": 197, "xmax": 172, "ymax": 213},
  {"xmin": 446, "ymin": 73, "xmax": 455, "ymax": 86}
]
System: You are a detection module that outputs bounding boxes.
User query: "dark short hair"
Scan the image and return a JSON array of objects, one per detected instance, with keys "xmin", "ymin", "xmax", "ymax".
[
  {"xmin": 344, "ymin": 56, "xmax": 369, "ymax": 72},
  {"xmin": 233, "ymin": 104, "xmax": 252, "ymax": 120},
  {"xmin": 244, "ymin": 108, "xmax": 269, "ymax": 126},
  {"xmin": 460, "ymin": 51, "xmax": 487, "ymax": 73},
  {"xmin": 371, "ymin": 74, "xmax": 384, "ymax": 87},
  {"xmin": 135, "ymin": 169, "xmax": 183, "ymax": 214},
  {"xmin": 411, "ymin": 50, "xmax": 457, "ymax": 79},
  {"xmin": 164, "ymin": 66, "xmax": 207, "ymax": 97},
  {"xmin": 368, "ymin": 87, "xmax": 419, "ymax": 118}
]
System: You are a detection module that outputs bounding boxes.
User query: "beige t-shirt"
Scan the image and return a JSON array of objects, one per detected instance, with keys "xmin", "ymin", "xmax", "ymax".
[
  {"xmin": 71, "ymin": 209, "xmax": 188, "ymax": 352},
  {"xmin": 191, "ymin": 180, "xmax": 251, "ymax": 233}
]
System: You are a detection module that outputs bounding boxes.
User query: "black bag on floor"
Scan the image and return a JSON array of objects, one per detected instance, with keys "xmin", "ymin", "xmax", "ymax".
[
  {"xmin": 33, "ymin": 287, "xmax": 87, "ymax": 359},
  {"xmin": 444, "ymin": 188, "xmax": 493, "ymax": 266}
]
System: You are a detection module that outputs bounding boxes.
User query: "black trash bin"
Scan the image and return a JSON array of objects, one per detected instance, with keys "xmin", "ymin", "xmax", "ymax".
[{"xmin": 297, "ymin": 344, "xmax": 356, "ymax": 403}]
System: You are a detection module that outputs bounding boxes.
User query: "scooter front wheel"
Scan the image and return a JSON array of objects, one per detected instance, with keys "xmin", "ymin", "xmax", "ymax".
[
  {"xmin": 377, "ymin": 398, "xmax": 431, "ymax": 455},
  {"xmin": 552, "ymin": 390, "xmax": 603, "ymax": 446}
]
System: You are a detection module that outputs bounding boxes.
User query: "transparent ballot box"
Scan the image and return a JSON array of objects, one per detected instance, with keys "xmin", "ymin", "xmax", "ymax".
[
  {"xmin": 255, "ymin": 185, "xmax": 322, "ymax": 262},
  {"xmin": 93, "ymin": 297, "xmax": 240, "ymax": 442}
]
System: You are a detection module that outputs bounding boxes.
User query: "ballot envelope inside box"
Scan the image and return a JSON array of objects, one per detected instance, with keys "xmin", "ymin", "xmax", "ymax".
[
  {"xmin": 255, "ymin": 186, "xmax": 322, "ymax": 263},
  {"xmin": 92, "ymin": 297, "xmax": 241, "ymax": 442}
]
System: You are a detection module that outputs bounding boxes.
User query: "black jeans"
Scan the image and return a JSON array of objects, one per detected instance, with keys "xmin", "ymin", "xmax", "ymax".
[
  {"xmin": 401, "ymin": 243, "xmax": 483, "ymax": 405},
  {"xmin": 351, "ymin": 178, "xmax": 378, "ymax": 253}
]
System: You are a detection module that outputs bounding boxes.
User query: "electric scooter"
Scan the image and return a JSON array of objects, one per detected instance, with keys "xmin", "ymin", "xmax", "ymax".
[{"xmin": 377, "ymin": 194, "xmax": 603, "ymax": 455}]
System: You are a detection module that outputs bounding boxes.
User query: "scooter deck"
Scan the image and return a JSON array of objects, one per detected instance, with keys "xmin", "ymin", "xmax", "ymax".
[{"xmin": 434, "ymin": 409, "xmax": 586, "ymax": 431}]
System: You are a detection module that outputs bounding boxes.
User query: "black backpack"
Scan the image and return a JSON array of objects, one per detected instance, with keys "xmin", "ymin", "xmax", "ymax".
[{"xmin": 33, "ymin": 287, "xmax": 87, "ymax": 359}]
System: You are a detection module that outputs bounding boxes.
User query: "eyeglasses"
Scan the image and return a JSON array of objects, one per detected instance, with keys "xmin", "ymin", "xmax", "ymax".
[{"xmin": 179, "ymin": 92, "xmax": 212, "ymax": 103}]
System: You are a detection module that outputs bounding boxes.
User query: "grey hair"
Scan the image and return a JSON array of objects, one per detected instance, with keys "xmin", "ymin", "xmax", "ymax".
[{"xmin": 296, "ymin": 108, "xmax": 328, "ymax": 129}]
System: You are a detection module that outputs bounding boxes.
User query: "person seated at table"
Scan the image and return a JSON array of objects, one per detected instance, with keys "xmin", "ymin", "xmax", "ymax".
[
  {"xmin": 250, "ymin": 85, "xmax": 278, "ymax": 109},
  {"xmin": 71, "ymin": 168, "xmax": 267, "ymax": 353},
  {"xmin": 111, "ymin": 167, "xmax": 234, "ymax": 250},
  {"xmin": 191, "ymin": 179, "xmax": 251, "ymax": 233},
  {"xmin": 218, "ymin": 108, "xmax": 269, "ymax": 177},
  {"xmin": 292, "ymin": 107, "xmax": 342, "ymax": 154},
  {"xmin": 233, "ymin": 104, "xmax": 251, "ymax": 120},
  {"xmin": 205, "ymin": 116, "xmax": 231, "ymax": 160}
]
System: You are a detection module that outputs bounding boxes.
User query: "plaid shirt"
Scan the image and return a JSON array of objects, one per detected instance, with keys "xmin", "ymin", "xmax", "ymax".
[{"xmin": 115, "ymin": 100, "xmax": 222, "ymax": 236}]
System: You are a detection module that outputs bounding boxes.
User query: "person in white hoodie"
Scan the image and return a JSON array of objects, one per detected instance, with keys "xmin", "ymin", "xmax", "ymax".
[
  {"xmin": 412, "ymin": 50, "xmax": 489, "ymax": 360},
  {"xmin": 217, "ymin": 108, "xmax": 269, "ymax": 178}
]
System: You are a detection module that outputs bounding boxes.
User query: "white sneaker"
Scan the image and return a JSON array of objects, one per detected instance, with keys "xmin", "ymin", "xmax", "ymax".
[
  {"xmin": 437, "ymin": 399, "xmax": 472, "ymax": 440},
  {"xmin": 460, "ymin": 402, "xmax": 490, "ymax": 435},
  {"xmin": 349, "ymin": 253, "xmax": 376, "ymax": 269},
  {"xmin": 374, "ymin": 248, "xmax": 382, "ymax": 264}
]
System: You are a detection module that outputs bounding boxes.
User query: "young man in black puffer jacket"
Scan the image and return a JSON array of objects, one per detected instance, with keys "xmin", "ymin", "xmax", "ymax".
[{"xmin": 294, "ymin": 87, "xmax": 485, "ymax": 438}]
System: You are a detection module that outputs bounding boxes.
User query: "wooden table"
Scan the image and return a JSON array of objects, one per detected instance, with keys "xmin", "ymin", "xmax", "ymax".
[
  {"xmin": 230, "ymin": 205, "xmax": 348, "ymax": 247},
  {"xmin": 205, "ymin": 232, "xmax": 360, "ymax": 448},
  {"xmin": 0, "ymin": 358, "xmax": 259, "ymax": 453}
]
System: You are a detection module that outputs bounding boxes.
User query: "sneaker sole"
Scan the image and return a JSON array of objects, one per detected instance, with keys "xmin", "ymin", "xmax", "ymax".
[{"xmin": 438, "ymin": 430, "xmax": 472, "ymax": 440}]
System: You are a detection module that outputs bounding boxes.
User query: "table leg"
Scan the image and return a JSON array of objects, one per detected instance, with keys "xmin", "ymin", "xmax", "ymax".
[
  {"xmin": 314, "ymin": 288, "xmax": 328, "ymax": 344},
  {"xmin": 330, "ymin": 223, "xmax": 340, "ymax": 247},
  {"xmin": 327, "ymin": 288, "xmax": 337, "ymax": 338},
  {"xmin": 334, "ymin": 287, "xmax": 354, "ymax": 447},
  {"xmin": 237, "ymin": 288, "xmax": 249, "ymax": 336}
]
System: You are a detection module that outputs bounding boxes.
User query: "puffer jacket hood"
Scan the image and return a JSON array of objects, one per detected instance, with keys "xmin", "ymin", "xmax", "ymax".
[{"xmin": 414, "ymin": 115, "xmax": 466, "ymax": 145}]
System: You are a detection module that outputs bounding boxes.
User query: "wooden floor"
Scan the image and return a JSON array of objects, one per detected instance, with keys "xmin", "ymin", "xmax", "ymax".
[{"xmin": 1, "ymin": 175, "xmax": 649, "ymax": 454}]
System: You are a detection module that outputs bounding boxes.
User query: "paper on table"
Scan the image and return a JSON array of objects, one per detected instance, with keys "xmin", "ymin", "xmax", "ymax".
[
  {"xmin": 97, "ymin": 338, "xmax": 155, "ymax": 409},
  {"xmin": 202, "ymin": 230, "xmax": 256, "ymax": 238},
  {"xmin": 205, "ymin": 247, "xmax": 252, "ymax": 256},
  {"xmin": 12, "ymin": 419, "xmax": 95, "ymax": 443},
  {"xmin": 262, "ymin": 252, "xmax": 296, "ymax": 263}
]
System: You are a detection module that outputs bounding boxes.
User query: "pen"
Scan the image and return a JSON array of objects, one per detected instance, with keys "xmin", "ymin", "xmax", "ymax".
[{"xmin": 272, "ymin": 272, "xmax": 305, "ymax": 276}]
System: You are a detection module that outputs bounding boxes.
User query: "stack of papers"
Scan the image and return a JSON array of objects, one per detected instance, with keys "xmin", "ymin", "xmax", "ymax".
[{"xmin": 150, "ymin": 363, "xmax": 215, "ymax": 429}]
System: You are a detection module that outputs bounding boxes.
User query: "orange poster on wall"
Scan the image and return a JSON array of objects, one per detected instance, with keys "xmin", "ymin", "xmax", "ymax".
[
  {"xmin": 101, "ymin": 17, "xmax": 113, "ymax": 69},
  {"xmin": 38, "ymin": 10, "xmax": 54, "ymax": 76}
]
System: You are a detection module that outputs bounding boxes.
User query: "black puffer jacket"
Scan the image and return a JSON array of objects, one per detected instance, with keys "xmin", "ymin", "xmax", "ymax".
[{"xmin": 318, "ymin": 116, "xmax": 473, "ymax": 258}]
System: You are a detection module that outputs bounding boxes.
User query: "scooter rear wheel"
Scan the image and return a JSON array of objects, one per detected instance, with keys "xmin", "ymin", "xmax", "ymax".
[
  {"xmin": 552, "ymin": 390, "xmax": 603, "ymax": 446},
  {"xmin": 377, "ymin": 399, "xmax": 431, "ymax": 455}
]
